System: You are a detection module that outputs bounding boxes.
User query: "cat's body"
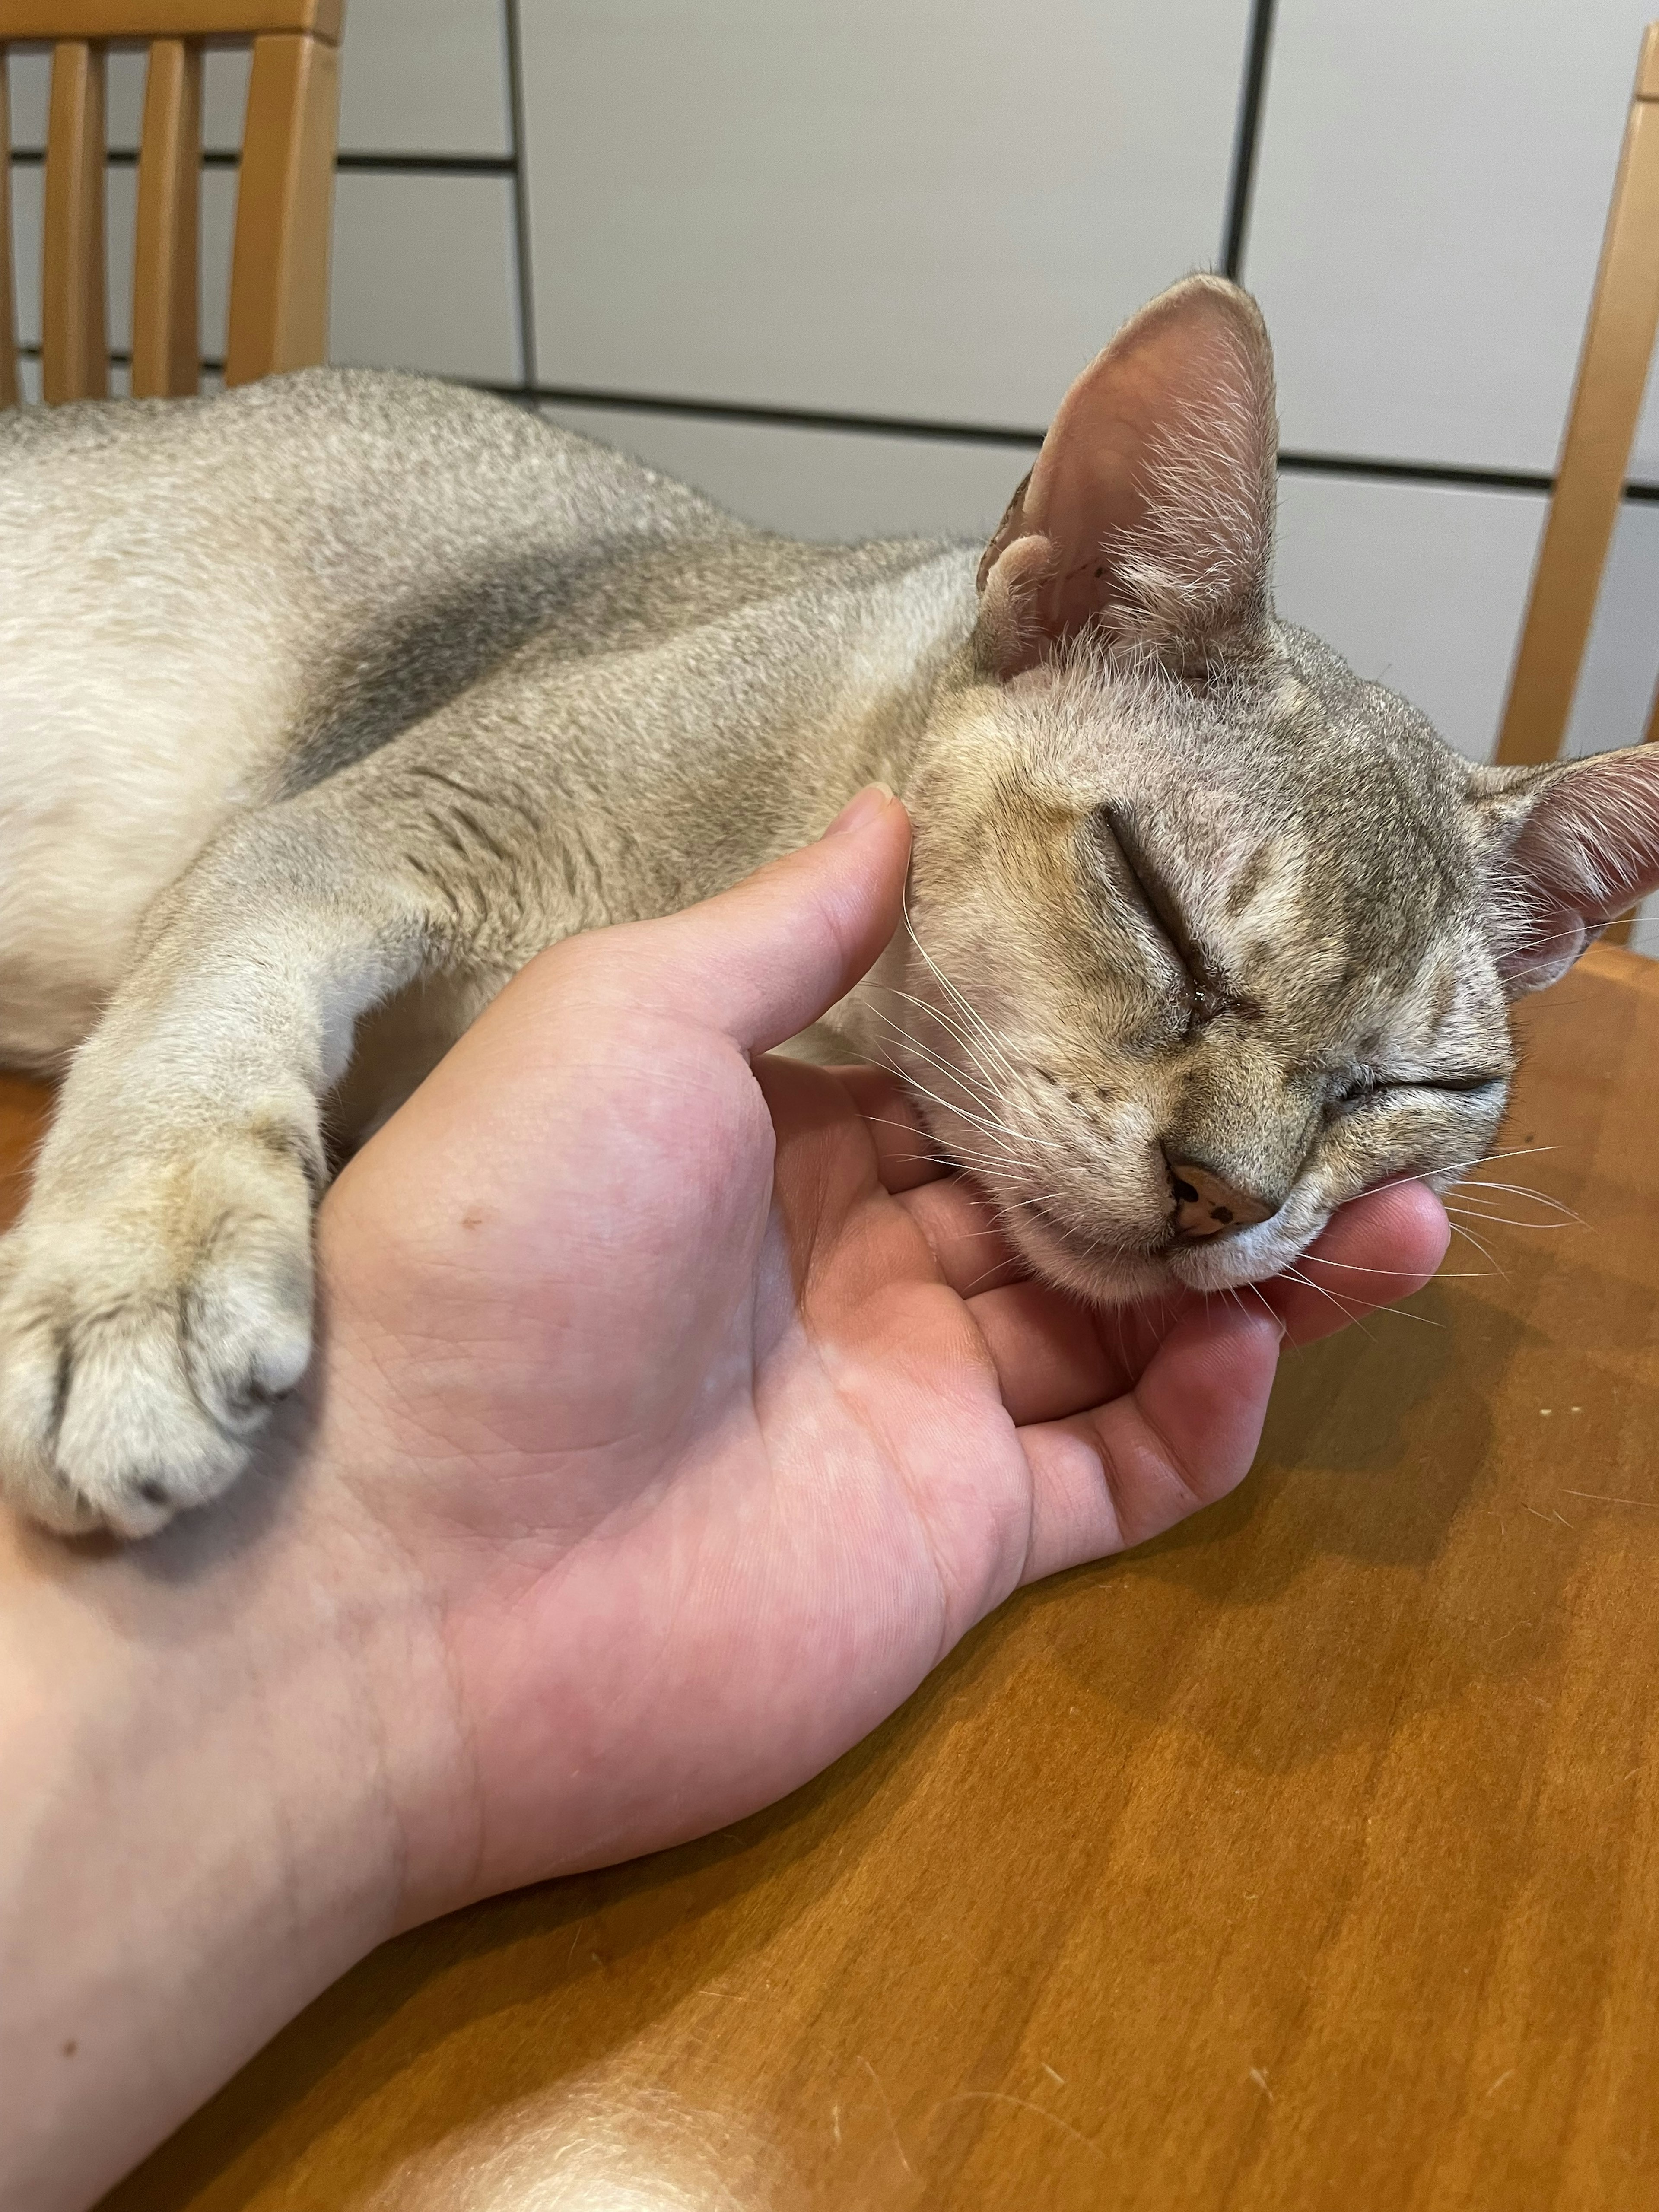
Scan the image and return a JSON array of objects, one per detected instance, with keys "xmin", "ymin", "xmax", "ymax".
[
  {"xmin": 0, "ymin": 368, "xmax": 960, "ymax": 1081},
  {"xmin": 3, "ymin": 275, "xmax": 1658, "ymax": 1538}
]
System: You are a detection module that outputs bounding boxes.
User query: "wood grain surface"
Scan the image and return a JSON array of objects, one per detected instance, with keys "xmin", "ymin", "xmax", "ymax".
[{"xmin": 7, "ymin": 942, "xmax": 1646, "ymax": 2211}]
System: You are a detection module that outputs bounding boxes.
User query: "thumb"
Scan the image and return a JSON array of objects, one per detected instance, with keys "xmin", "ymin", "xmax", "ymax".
[{"xmin": 583, "ymin": 786, "xmax": 912, "ymax": 1052}]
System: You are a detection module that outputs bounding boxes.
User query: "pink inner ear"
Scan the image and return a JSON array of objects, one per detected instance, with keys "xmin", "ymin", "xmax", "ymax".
[
  {"xmin": 1491, "ymin": 747, "xmax": 1659, "ymax": 992},
  {"xmin": 1019, "ymin": 410, "xmax": 1151, "ymax": 636},
  {"xmin": 975, "ymin": 276, "xmax": 1277, "ymax": 678}
]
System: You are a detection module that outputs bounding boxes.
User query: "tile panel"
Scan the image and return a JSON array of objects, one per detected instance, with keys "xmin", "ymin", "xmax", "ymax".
[
  {"xmin": 541, "ymin": 401, "xmax": 1032, "ymax": 544},
  {"xmin": 1247, "ymin": 0, "xmax": 1659, "ymax": 481},
  {"xmin": 522, "ymin": 0, "xmax": 1254, "ymax": 424}
]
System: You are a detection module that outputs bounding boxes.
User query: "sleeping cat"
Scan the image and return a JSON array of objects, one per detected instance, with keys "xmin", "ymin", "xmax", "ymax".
[{"xmin": 1, "ymin": 273, "xmax": 1656, "ymax": 1538}]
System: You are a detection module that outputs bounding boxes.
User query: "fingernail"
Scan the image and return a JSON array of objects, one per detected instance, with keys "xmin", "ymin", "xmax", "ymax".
[{"xmin": 822, "ymin": 782, "xmax": 894, "ymax": 838}]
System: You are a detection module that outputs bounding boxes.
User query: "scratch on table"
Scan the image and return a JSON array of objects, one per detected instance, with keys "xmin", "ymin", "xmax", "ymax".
[
  {"xmin": 1562, "ymin": 1490, "xmax": 1659, "ymax": 1507},
  {"xmin": 1247, "ymin": 2068, "xmax": 1273, "ymax": 2100},
  {"xmin": 1041, "ymin": 2063, "xmax": 1067, "ymax": 2088},
  {"xmin": 934, "ymin": 2091, "xmax": 1105, "ymax": 2161},
  {"xmin": 1487, "ymin": 2069, "xmax": 1516, "ymax": 2097},
  {"xmin": 857, "ymin": 2056, "xmax": 913, "ymax": 2177}
]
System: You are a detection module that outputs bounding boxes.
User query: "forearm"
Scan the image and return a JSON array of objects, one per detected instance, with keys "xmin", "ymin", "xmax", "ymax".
[{"xmin": 0, "ymin": 1461, "xmax": 422, "ymax": 2212}]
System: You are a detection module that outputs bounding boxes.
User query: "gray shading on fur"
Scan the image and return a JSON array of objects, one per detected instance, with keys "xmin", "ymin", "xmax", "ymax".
[{"xmin": 2, "ymin": 274, "xmax": 1657, "ymax": 1537}]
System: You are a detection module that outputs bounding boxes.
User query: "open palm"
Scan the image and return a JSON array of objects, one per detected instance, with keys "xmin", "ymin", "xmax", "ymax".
[{"xmin": 309, "ymin": 795, "xmax": 1447, "ymax": 1923}]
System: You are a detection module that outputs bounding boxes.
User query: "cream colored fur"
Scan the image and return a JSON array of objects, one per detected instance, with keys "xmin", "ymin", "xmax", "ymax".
[{"xmin": 3, "ymin": 275, "xmax": 1658, "ymax": 1538}]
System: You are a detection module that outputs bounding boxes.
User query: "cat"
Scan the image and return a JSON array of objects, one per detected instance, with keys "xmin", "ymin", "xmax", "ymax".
[{"xmin": 1, "ymin": 272, "xmax": 1656, "ymax": 1539}]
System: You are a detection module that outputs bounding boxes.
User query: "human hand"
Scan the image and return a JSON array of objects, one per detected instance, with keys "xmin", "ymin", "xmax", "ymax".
[
  {"xmin": 315, "ymin": 787, "xmax": 1449, "ymax": 1915},
  {"xmin": 0, "ymin": 791, "xmax": 1448, "ymax": 2211}
]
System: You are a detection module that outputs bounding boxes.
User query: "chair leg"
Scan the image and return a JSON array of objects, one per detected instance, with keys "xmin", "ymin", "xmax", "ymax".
[
  {"xmin": 224, "ymin": 30, "xmax": 339, "ymax": 387},
  {"xmin": 132, "ymin": 37, "xmax": 202, "ymax": 400},
  {"xmin": 42, "ymin": 38, "xmax": 108, "ymax": 404},
  {"xmin": 0, "ymin": 45, "xmax": 18, "ymax": 410},
  {"xmin": 1495, "ymin": 28, "xmax": 1659, "ymax": 769}
]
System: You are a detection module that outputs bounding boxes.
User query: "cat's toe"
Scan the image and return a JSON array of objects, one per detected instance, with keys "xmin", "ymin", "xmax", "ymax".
[{"xmin": 0, "ymin": 1177, "xmax": 314, "ymax": 1538}]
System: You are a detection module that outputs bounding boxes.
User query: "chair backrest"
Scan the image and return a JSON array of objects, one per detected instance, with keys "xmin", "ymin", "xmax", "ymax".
[
  {"xmin": 1496, "ymin": 21, "xmax": 1659, "ymax": 768},
  {"xmin": 0, "ymin": 0, "xmax": 342, "ymax": 408}
]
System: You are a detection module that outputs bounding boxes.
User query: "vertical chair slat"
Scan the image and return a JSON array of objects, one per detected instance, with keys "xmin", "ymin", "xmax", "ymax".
[
  {"xmin": 132, "ymin": 35, "xmax": 200, "ymax": 396},
  {"xmin": 42, "ymin": 37, "xmax": 107, "ymax": 402},
  {"xmin": 0, "ymin": 45, "xmax": 19, "ymax": 409},
  {"xmin": 224, "ymin": 28, "xmax": 337, "ymax": 386},
  {"xmin": 1495, "ymin": 26, "xmax": 1659, "ymax": 768}
]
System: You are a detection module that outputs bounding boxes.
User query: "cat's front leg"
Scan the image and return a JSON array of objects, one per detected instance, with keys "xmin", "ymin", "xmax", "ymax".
[{"xmin": 0, "ymin": 793, "xmax": 501, "ymax": 1537}]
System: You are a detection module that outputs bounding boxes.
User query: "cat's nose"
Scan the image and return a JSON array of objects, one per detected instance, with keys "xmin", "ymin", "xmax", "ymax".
[{"xmin": 1165, "ymin": 1156, "xmax": 1278, "ymax": 1239}]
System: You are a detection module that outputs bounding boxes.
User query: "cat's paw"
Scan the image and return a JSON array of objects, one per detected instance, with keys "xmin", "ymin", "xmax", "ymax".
[{"xmin": 0, "ymin": 1140, "xmax": 315, "ymax": 1537}]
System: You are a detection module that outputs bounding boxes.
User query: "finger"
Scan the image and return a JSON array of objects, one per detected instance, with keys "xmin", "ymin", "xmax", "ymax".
[
  {"xmin": 967, "ymin": 1278, "xmax": 1184, "ymax": 1425},
  {"xmin": 1017, "ymin": 1297, "xmax": 1283, "ymax": 1583},
  {"xmin": 897, "ymin": 1175, "xmax": 1027, "ymax": 1295},
  {"xmin": 550, "ymin": 788, "xmax": 913, "ymax": 1054},
  {"xmin": 973, "ymin": 1181, "xmax": 1450, "ymax": 1427},
  {"xmin": 829, "ymin": 1065, "xmax": 953, "ymax": 1192},
  {"xmin": 1262, "ymin": 1181, "xmax": 1449, "ymax": 1345}
]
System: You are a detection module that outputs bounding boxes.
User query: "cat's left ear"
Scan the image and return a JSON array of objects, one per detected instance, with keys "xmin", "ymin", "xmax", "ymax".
[
  {"xmin": 1473, "ymin": 745, "xmax": 1659, "ymax": 994},
  {"xmin": 974, "ymin": 273, "xmax": 1278, "ymax": 680}
]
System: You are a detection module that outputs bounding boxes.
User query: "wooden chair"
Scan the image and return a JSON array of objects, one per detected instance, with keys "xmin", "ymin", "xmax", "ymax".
[
  {"xmin": 1496, "ymin": 20, "xmax": 1659, "ymax": 772},
  {"xmin": 0, "ymin": 0, "xmax": 342, "ymax": 409}
]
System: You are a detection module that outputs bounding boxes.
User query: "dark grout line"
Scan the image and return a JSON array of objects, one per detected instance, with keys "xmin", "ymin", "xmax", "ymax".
[
  {"xmin": 496, "ymin": 380, "xmax": 1049, "ymax": 446},
  {"xmin": 338, "ymin": 151, "xmax": 516, "ymax": 175},
  {"xmin": 500, "ymin": 380, "xmax": 1659, "ymax": 502},
  {"xmin": 13, "ymin": 344, "xmax": 225, "ymax": 372},
  {"xmin": 13, "ymin": 350, "xmax": 1659, "ymax": 509},
  {"xmin": 8, "ymin": 148, "xmax": 513, "ymax": 175},
  {"xmin": 500, "ymin": 0, "xmax": 539, "ymax": 387},
  {"xmin": 1277, "ymin": 449, "xmax": 1555, "ymax": 494},
  {"xmin": 1284, "ymin": 451, "xmax": 1659, "ymax": 502},
  {"xmin": 1220, "ymin": 0, "xmax": 1278, "ymax": 281}
]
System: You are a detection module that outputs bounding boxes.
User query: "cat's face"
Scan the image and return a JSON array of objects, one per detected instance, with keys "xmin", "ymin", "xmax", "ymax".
[
  {"xmin": 884, "ymin": 630, "xmax": 1515, "ymax": 1303},
  {"xmin": 861, "ymin": 276, "xmax": 1659, "ymax": 1304}
]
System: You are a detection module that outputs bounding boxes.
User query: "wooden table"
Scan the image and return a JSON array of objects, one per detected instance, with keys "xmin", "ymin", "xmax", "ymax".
[{"xmin": 11, "ymin": 941, "xmax": 1648, "ymax": 2210}]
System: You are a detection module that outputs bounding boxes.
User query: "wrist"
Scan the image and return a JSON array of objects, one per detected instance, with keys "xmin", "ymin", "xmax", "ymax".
[{"xmin": 0, "ymin": 1424, "xmax": 429, "ymax": 2212}]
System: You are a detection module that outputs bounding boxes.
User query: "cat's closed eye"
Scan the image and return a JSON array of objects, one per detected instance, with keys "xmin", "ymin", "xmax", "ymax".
[
  {"xmin": 1093, "ymin": 805, "xmax": 1247, "ymax": 1035},
  {"xmin": 1326, "ymin": 1067, "xmax": 1507, "ymax": 1118},
  {"xmin": 1327, "ymin": 1071, "xmax": 1379, "ymax": 1113},
  {"xmin": 1092, "ymin": 807, "xmax": 1229, "ymax": 1033}
]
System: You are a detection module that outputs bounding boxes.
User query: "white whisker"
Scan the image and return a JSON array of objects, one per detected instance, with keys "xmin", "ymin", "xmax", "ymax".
[
  {"xmin": 1303, "ymin": 1252, "xmax": 1494, "ymax": 1281},
  {"xmin": 1445, "ymin": 1220, "xmax": 1504, "ymax": 1273},
  {"xmin": 1444, "ymin": 1207, "xmax": 1575, "ymax": 1231},
  {"xmin": 900, "ymin": 894, "xmax": 1021, "ymax": 1084},
  {"xmin": 1450, "ymin": 1178, "xmax": 1583, "ymax": 1223},
  {"xmin": 866, "ymin": 982, "xmax": 1008, "ymax": 1098},
  {"xmin": 858, "ymin": 1005, "xmax": 1002, "ymax": 1117}
]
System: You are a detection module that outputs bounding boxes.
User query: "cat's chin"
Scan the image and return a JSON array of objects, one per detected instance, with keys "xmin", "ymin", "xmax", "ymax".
[
  {"xmin": 1166, "ymin": 1216, "xmax": 1331, "ymax": 1298},
  {"xmin": 1008, "ymin": 1199, "xmax": 1332, "ymax": 1310},
  {"xmin": 1002, "ymin": 1208, "xmax": 1178, "ymax": 1309}
]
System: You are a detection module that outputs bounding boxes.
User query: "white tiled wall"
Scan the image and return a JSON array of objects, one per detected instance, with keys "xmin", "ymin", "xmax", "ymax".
[
  {"xmin": 7, "ymin": 0, "xmax": 1659, "ymax": 885},
  {"xmin": 1247, "ymin": 0, "xmax": 1659, "ymax": 481},
  {"xmin": 334, "ymin": 0, "xmax": 509, "ymax": 157},
  {"xmin": 541, "ymin": 404, "xmax": 1032, "ymax": 545},
  {"xmin": 330, "ymin": 172, "xmax": 520, "ymax": 381},
  {"xmin": 520, "ymin": 0, "xmax": 1253, "ymax": 423},
  {"xmin": 1273, "ymin": 475, "xmax": 1550, "ymax": 764}
]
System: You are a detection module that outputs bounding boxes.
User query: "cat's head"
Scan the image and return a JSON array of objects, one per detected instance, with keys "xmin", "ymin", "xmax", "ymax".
[{"xmin": 871, "ymin": 273, "xmax": 1659, "ymax": 1304}]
